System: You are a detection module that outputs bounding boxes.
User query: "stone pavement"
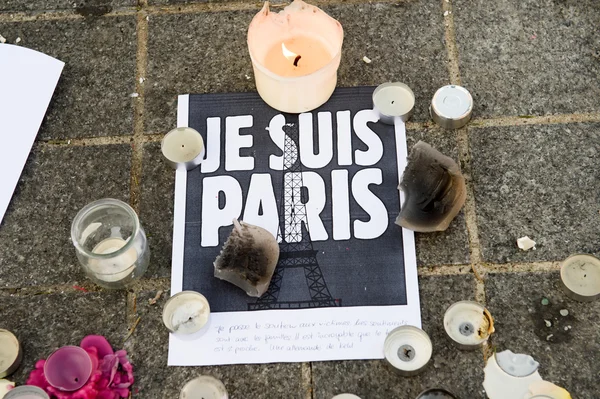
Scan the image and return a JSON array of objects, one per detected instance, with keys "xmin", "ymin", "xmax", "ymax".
[{"xmin": 0, "ymin": 0, "xmax": 599, "ymax": 397}]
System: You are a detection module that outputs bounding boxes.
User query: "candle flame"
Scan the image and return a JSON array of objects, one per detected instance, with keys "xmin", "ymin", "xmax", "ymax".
[{"xmin": 281, "ymin": 43, "xmax": 297, "ymax": 60}]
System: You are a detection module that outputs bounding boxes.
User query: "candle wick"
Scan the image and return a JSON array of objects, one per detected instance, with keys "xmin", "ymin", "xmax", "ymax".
[{"xmin": 293, "ymin": 55, "xmax": 301, "ymax": 67}]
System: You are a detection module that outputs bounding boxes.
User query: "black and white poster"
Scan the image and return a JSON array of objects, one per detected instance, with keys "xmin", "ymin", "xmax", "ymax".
[{"xmin": 169, "ymin": 88, "xmax": 420, "ymax": 366}]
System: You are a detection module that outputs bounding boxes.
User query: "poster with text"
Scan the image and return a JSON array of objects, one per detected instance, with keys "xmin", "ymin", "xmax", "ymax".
[{"xmin": 169, "ymin": 87, "xmax": 420, "ymax": 366}]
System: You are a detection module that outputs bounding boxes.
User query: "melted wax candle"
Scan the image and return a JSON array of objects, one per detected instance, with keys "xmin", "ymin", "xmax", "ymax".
[
  {"xmin": 89, "ymin": 237, "xmax": 138, "ymax": 283},
  {"xmin": 43, "ymin": 346, "xmax": 93, "ymax": 392}
]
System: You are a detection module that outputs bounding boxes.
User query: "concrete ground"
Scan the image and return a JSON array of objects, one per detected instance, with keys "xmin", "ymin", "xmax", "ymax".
[{"xmin": 0, "ymin": 0, "xmax": 599, "ymax": 397}]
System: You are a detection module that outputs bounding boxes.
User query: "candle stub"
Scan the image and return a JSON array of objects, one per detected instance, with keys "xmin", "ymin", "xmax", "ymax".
[
  {"xmin": 372, "ymin": 82, "xmax": 415, "ymax": 124},
  {"xmin": 443, "ymin": 301, "xmax": 495, "ymax": 350},
  {"xmin": 415, "ymin": 388, "xmax": 458, "ymax": 399},
  {"xmin": 4, "ymin": 385, "xmax": 50, "ymax": 399},
  {"xmin": 524, "ymin": 381, "xmax": 572, "ymax": 399},
  {"xmin": 44, "ymin": 346, "xmax": 93, "ymax": 392},
  {"xmin": 430, "ymin": 85, "xmax": 473, "ymax": 129},
  {"xmin": 247, "ymin": 0, "xmax": 344, "ymax": 113},
  {"xmin": 163, "ymin": 291, "xmax": 211, "ymax": 335},
  {"xmin": 162, "ymin": 127, "xmax": 205, "ymax": 171},
  {"xmin": 383, "ymin": 325, "xmax": 432, "ymax": 376},
  {"xmin": 180, "ymin": 375, "xmax": 228, "ymax": 399},
  {"xmin": 331, "ymin": 395, "xmax": 361, "ymax": 399},
  {"xmin": 560, "ymin": 254, "xmax": 600, "ymax": 302},
  {"xmin": 0, "ymin": 329, "xmax": 21, "ymax": 379}
]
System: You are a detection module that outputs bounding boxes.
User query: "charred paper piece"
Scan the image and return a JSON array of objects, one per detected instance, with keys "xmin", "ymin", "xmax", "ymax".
[
  {"xmin": 443, "ymin": 301, "xmax": 495, "ymax": 350},
  {"xmin": 483, "ymin": 351, "xmax": 543, "ymax": 399},
  {"xmin": 214, "ymin": 220, "xmax": 280, "ymax": 297},
  {"xmin": 517, "ymin": 236, "xmax": 536, "ymax": 251},
  {"xmin": 396, "ymin": 141, "xmax": 466, "ymax": 232},
  {"xmin": 524, "ymin": 381, "xmax": 572, "ymax": 399}
]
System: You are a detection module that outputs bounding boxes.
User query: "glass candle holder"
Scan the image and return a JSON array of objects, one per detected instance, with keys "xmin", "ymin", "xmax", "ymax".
[{"xmin": 71, "ymin": 199, "xmax": 150, "ymax": 289}]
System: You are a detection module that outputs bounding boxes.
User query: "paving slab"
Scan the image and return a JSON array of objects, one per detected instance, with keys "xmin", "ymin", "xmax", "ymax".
[
  {"xmin": 486, "ymin": 271, "xmax": 600, "ymax": 397},
  {"xmin": 0, "ymin": 291, "xmax": 128, "ymax": 385},
  {"xmin": 145, "ymin": 1, "xmax": 447, "ymax": 134},
  {"xmin": 140, "ymin": 142, "xmax": 174, "ymax": 278},
  {"xmin": 0, "ymin": 0, "xmax": 135, "ymax": 12},
  {"xmin": 406, "ymin": 127, "xmax": 470, "ymax": 267},
  {"xmin": 469, "ymin": 123, "xmax": 600, "ymax": 263},
  {"xmin": 130, "ymin": 290, "xmax": 307, "ymax": 398},
  {"xmin": 0, "ymin": 144, "xmax": 131, "ymax": 288},
  {"xmin": 0, "ymin": 16, "xmax": 137, "ymax": 139},
  {"xmin": 453, "ymin": 0, "xmax": 600, "ymax": 118},
  {"xmin": 312, "ymin": 274, "xmax": 485, "ymax": 399}
]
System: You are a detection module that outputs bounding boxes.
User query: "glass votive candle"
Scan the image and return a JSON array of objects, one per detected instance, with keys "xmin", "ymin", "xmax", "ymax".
[
  {"xmin": 71, "ymin": 198, "xmax": 150, "ymax": 289},
  {"xmin": 247, "ymin": 0, "xmax": 344, "ymax": 113}
]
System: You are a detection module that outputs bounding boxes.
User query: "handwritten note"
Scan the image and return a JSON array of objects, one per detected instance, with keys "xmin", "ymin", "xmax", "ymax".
[{"xmin": 168, "ymin": 306, "xmax": 419, "ymax": 365}]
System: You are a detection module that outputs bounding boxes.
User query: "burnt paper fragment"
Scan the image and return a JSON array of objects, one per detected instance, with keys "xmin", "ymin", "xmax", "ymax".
[
  {"xmin": 214, "ymin": 220, "xmax": 280, "ymax": 297},
  {"xmin": 396, "ymin": 141, "xmax": 466, "ymax": 232}
]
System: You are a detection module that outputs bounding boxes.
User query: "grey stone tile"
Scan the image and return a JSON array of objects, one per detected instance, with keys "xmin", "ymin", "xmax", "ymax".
[
  {"xmin": 145, "ymin": 1, "xmax": 447, "ymax": 134},
  {"xmin": 0, "ymin": 16, "xmax": 137, "ymax": 139},
  {"xmin": 0, "ymin": 291, "xmax": 128, "ymax": 384},
  {"xmin": 130, "ymin": 290, "xmax": 306, "ymax": 398},
  {"xmin": 469, "ymin": 123, "xmax": 600, "ymax": 263},
  {"xmin": 486, "ymin": 271, "xmax": 600, "ymax": 397},
  {"xmin": 140, "ymin": 142, "xmax": 174, "ymax": 278},
  {"xmin": 0, "ymin": 144, "xmax": 131, "ymax": 288},
  {"xmin": 453, "ymin": 0, "xmax": 600, "ymax": 118},
  {"xmin": 0, "ymin": 0, "xmax": 135, "ymax": 12},
  {"xmin": 312, "ymin": 274, "xmax": 485, "ymax": 399},
  {"xmin": 406, "ymin": 127, "xmax": 470, "ymax": 266}
]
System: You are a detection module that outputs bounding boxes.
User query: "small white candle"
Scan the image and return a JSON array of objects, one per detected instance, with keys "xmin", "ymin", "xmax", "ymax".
[
  {"xmin": 372, "ymin": 82, "xmax": 415, "ymax": 125},
  {"xmin": 430, "ymin": 85, "xmax": 473, "ymax": 129},
  {"xmin": 560, "ymin": 254, "xmax": 600, "ymax": 302},
  {"xmin": 443, "ymin": 301, "xmax": 495, "ymax": 349},
  {"xmin": 163, "ymin": 291, "xmax": 211, "ymax": 335},
  {"xmin": 0, "ymin": 329, "xmax": 21, "ymax": 379},
  {"xmin": 248, "ymin": 0, "xmax": 344, "ymax": 113},
  {"xmin": 383, "ymin": 326, "xmax": 432, "ymax": 376},
  {"xmin": 161, "ymin": 127, "xmax": 205, "ymax": 171},
  {"xmin": 89, "ymin": 237, "xmax": 138, "ymax": 283},
  {"xmin": 180, "ymin": 376, "xmax": 228, "ymax": 399},
  {"xmin": 3, "ymin": 385, "xmax": 50, "ymax": 399},
  {"xmin": 332, "ymin": 395, "xmax": 361, "ymax": 399}
]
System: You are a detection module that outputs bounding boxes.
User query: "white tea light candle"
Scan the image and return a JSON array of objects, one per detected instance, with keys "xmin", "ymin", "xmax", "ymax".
[
  {"xmin": 430, "ymin": 85, "xmax": 473, "ymax": 129},
  {"xmin": 383, "ymin": 325, "xmax": 432, "ymax": 376},
  {"xmin": 560, "ymin": 254, "xmax": 600, "ymax": 302},
  {"xmin": 180, "ymin": 375, "xmax": 228, "ymax": 399},
  {"xmin": 0, "ymin": 330, "xmax": 21, "ymax": 379},
  {"xmin": 248, "ymin": 0, "xmax": 343, "ymax": 113},
  {"xmin": 372, "ymin": 82, "xmax": 415, "ymax": 125},
  {"xmin": 4, "ymin": 386, "xmax": 50, "ymax": 399},
  {"xmin": 162, "ymin": 127, "xmax": 205, "ymax": 171},
  {"xmin": 89, "ymin": 237, "xmax": 138, "ymax": 283},
  {"xmin": 443, "ymin": 301, "xmax": 495, "ymax": 350},
  {"xmin": 163, "ymin": 291, "xmax": 211, "ymax": 335}
]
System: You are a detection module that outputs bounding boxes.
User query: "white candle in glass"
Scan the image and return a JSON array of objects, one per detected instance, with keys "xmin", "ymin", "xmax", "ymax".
[
  {"xmin": 247, "ymin": 0, "xmax": 344, "ymax": 113},
  {"xmin": 89, "ymin": 237, "xmax": 138, "ymax": 283}
]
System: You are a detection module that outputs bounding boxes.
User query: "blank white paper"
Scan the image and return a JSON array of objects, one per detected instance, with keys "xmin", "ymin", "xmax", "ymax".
[{"xmin": 0, "ymin": 44, "xmax": 64, "ymax": 225}]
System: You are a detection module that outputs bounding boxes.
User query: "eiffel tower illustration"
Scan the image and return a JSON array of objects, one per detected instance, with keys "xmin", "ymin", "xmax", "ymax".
[{"xmin": 248, "ymin": 121, "xmax": 341, "ymax": 310}]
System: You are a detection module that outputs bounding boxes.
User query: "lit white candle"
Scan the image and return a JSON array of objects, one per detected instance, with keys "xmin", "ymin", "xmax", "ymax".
[
  {"xmin": 248, "ymin": 0, "xmax": 344, "ymax": 113},
  {"xmin": 180, "ymin": 376, "xmax": 228, "ymax": 399},
  {"xmin": 163, "ymin": 291, "xmax": 211, "ymax": 335},
  {"xmin": 161, "ymin": 127, "xmax": 205, "ymax": 171},
  {"xmin": 89, "ymin": 237, "xmax": 138, "ymax": 283}
]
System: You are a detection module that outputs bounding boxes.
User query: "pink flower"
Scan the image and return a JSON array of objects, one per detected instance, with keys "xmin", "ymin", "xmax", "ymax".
[{"xmin": 27, "ymin": 336, "xmax": 134, "ymax": 399}]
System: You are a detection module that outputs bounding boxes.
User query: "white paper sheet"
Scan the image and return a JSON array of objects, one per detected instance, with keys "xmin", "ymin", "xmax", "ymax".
[
  {"xmin": 168, "ymin": 94, "xmax": 421, "ymax": 366},
  {"xmin": 0, "ymin": 44, "xmax": 64, "ymax": 224}
]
